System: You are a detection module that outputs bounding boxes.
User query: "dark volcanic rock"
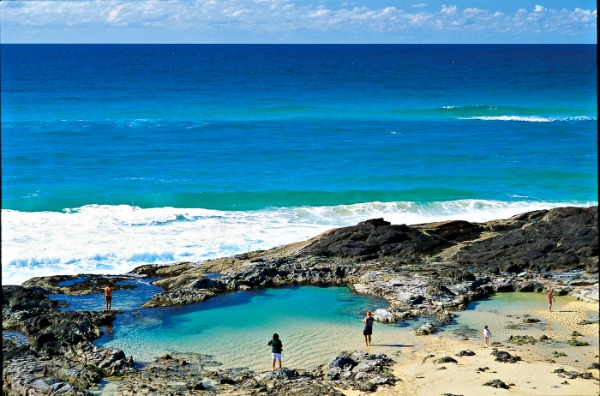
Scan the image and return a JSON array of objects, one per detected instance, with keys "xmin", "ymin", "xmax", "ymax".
[
  {"xmin": 435, "ymin": 356, "xmax": 458, "ymax": 364},
  {"xmin": 567, "ymin": 339, "xmax": 589, "ymax": 346},
  {"xmin": 483, "ymin": 379, "xmax": 510, "ymax": 389},
  {"xmin": 553, "ymin": 368, "xmax": 597, "ymax": 380},
  {"xmin": 22, "ymin": 274, "xmax": 137, "ymax": 296},
  {"xmin": 2, "ymin": 285, "xmax": 57, "ymax": 311},
  {"xmin": 115, "ymin": 350, "xmax": 395, "ymax": 395},
  {"xmin": 2, "ymin": 286, "xmax": 134, "ymax": 395},
  {"xmin": 300, "ymin": 218, "xmax": 451, "ymax": 259},
  {"xmin": 142, "ymin": 288, "xmax": 215, "ymax": 308},
  {"xmin": 325, "ymin": 351, "xmax": 397, "ymax": 392},
  {"xmin": 491, "ymin": 349, "xmax": 521, "ymax": 363},
  {"xmin": 114, "ymin": 352, "xmax": 238, "ymax": 395},
  {"xmin": 4, "ymin": 206, "xmax": 598, "ymax": 395},
  {"xmin": 507, "ymin": 335, "xmax": 538, "ymax": 345},
  {"xmin": 328, "ymin": 355, "xmax": 357, "ymax": 373},
  {"xmin": 422, "ymin": 220, "xmax": 484, "ymax": 242},
  {"xmin": 456, "ymin": 207, "xmax": 598, "ymax": 273}
]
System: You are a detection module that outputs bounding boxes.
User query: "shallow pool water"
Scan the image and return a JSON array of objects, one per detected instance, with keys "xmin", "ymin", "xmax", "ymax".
[
  {"xmin": 50, "ymin": 277, "xmax": 161, "ymax": 311},
  {"xmin": 447, "ymin": 292, "xmax": 573, "ymax": 336},
  {"xmin": 446, "ymin": 292, "xmax": 599, "ymax": 369},
  {"xmin": 51, "ymin": 286, "xmax": 597, "ymax": 373},
  {"xmin": 94, "ymin": 285, "xmax": 414, "ymax": 370}
]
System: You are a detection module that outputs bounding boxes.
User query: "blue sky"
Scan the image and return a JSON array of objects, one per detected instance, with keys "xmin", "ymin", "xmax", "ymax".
[{"xmin": 0, "ymin": 0, "xmax": 596, "ymax": 44}]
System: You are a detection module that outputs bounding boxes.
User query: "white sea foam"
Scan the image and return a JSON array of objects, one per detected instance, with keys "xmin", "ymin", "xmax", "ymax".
[
  {"xmin": 462, "ymin": 115, "xmax": 597, "ymax": 122},
  {"xmin": 1, "ymin": 200, "xmax": 594, "ymax": 285}
]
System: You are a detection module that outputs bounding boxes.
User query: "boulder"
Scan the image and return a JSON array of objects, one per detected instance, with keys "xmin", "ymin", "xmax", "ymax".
[
  {"xmin": 416, "ymin": 322, "xmax": 438, "ymax": 336},
  {"xmin": 483, "ymin": 379, "xmax": 510, "ymax": 389},
  {"xmin": 491, "ymin": 349, "xmax": 521, "ymax": 363},
  {"xmin": 373, "ymin": 308, "xmax": 395, "ymax": 323},
  {"xmin": 300, "ymin": 218, "xmax": 451, "ymax": 258},
  {"xmin": 456, "ymin": 207, "xmax": 598, "ymax": 272}
]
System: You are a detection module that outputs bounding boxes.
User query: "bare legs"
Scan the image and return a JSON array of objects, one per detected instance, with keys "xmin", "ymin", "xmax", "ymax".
[
  {"xmin": 364, "ymin": 334, "xmax": 371, "ymax": 347},
  {"xmin": 272, "ymin": 359, "xmax": 282, "ymax": 371}
]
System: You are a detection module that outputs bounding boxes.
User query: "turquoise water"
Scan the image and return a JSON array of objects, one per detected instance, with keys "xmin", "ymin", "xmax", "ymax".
[
  {"xmin": 446, "ymin": 292, "xmax": 599, "ymax": 369},
  {"xmin": 448, "ymin": 292, "xmax": 570, "ymax": 334},
  {"xmin": 51, "ymin": 277, "xmax": 160, "ymax": 312},
  {"xmin": 90, "ymin": 286, "xmax": 407, "ymax": 370},
  {"xmin": 51, "ymin": 287, "xmax": 599, "ymax": 372},
  {"xmin": 447, "ymin": 292, "xmax": 578, "ymax": 339},
  {"xmin": 2, "ymin": 44, "xmax": 597, "ymax": 285}
]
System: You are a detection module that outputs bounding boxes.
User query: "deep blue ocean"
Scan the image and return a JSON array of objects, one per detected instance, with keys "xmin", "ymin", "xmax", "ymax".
[{"xmin": 2, "ymin": 44, "xmax": 597, "ymax": 285}]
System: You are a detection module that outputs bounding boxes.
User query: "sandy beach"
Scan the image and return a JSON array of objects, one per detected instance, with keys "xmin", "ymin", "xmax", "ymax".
[{"xmin": 344, "ymin": 299, "xmax": 599, "ymax": 396}]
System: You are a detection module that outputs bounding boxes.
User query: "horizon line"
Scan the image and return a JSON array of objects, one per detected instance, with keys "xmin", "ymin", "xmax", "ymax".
[{"xmin": 1, "ymin": 42, "xmax": 596, "ymax": 45}]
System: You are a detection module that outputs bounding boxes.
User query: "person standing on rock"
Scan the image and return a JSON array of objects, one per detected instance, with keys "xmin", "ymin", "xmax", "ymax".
[
  {"xmin": 547, "ymin": 288, "xmax": 556, "ymax": 312},
  {"xmin": 362, "ymin": 311, "xmax": 375, "ymax": 347},
  {"xmin": 104, "ymin": 282, "xmax": 114, "ymax": 311},
  {"xmin": 267, "ymin": 333, "xmax": 283, "ymax": 371}
]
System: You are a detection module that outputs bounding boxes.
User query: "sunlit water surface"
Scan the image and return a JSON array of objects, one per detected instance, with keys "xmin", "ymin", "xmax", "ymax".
[
  {"xmin": 53, "ymin": 286, "xmax": 598, "ymax": 372},
  {"xmin": 55, "ymin": 284, "xmax": 420, "ymax": 371},
  {"xmin": 446, "ymin": 292, "xmax": 599, "ymax": 368}
]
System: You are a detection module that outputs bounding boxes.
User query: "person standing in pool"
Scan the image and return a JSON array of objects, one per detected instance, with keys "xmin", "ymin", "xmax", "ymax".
[
  {"xmin": 362, "ymin": 311, "xmax": 375, "ymax": 347},
  {"xmin": 104, "ymin": 282, "xmax": 114, "ymax": 311},
  {"xmin": 547, "ymin": 288, "xmax": 556, "ymax": 312},
  {"xmin": 267, "ymin": 333, "xmax": 283, "ymax": 371}
]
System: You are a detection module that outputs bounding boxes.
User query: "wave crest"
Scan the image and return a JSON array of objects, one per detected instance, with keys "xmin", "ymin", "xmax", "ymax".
[
  {"xmin": 2, "ymin": 200, "xmax": 595, "ymax": 285},
  {"xmin": 461, "ymin": 115, "xmax": 596, "ymax": 123}
]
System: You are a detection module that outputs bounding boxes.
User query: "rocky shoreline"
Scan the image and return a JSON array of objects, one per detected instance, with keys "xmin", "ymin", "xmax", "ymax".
[{"xmin": 3, "ymin": 206, "xmax": 598, "ymax": 395}]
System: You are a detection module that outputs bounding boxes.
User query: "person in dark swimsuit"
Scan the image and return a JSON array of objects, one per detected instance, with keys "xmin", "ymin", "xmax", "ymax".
[{"xmin": 362, "ymin": 311, "xmax": 374, "ymax": 347}]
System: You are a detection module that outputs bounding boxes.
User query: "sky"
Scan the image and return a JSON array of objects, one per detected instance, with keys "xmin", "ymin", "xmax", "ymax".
[{"xmin": 0, "ymin": 0, "xmax": 597, "ymax": 44}]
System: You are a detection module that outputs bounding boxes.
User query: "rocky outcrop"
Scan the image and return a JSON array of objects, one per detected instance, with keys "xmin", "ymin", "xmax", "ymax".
[
  {"xmin": 143, "ymin": 288, "xmax": 215, "ymax": 308},
  {"xmin": 129, "ymin": 205, "xmax": 598, "ymax": 312},
  {"xmin": 416, "ymin": 322, "xmax": 439, "ymax": 335},
  {"xmin": 102, "ymin": 350, "xmax": 396, "ymax": 395},
  {"xmin": 3, "ymin": 206, "xmax": 597, "ymax": 395},
  {"xmin": 553, "ymin": 368, "xmax": 597, "ymax": 380},
  {"xmin": 483, "ymin": 379, "xmax": 511, "ymax": 389},
  {"xmin": 300, "ymin": 218, "xmax": 451, "ymax": 259},
  {"xmin": 491, "ymin": 349, "xmax": 521, "ymax": 363},
  {"xmin": 22, "ymin": 275, "xmax": 138, "ymax": 296},
  {"xmin": 324, "ymin": 351, "xmax": 397, "ymax": 392},
  {"xmin": 21, "ymin": 207, "xmax": 598, "ymax": 314},
  {"xmin": 456, "ymin": 206, "xmax": 598, "ymax": 273},
  {"xmin": 2, "ymin": 286, "xmax": 134, "ymax": 395}
]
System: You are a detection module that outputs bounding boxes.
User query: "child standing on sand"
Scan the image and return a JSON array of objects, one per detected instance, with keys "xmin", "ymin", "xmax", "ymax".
[{"xmin": 481, "ymin": 325, "xmax": 491, "ymax": 347}]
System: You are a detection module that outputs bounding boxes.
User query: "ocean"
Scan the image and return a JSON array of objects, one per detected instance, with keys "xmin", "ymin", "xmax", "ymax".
[{"xmin": 1, "ymin": 44, "xmax": 597, "ymax": 285}]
